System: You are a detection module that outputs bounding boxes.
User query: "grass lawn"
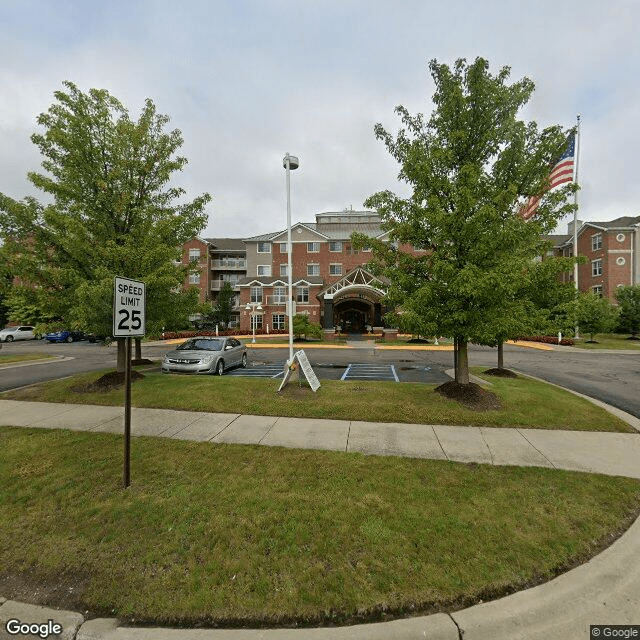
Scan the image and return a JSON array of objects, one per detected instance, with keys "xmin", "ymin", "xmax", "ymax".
[
  {"xmin": 0, "ymin": 352, "xmax": 56, "ymax": 364},
  {"xmin": 1, "ymin": 426, "xmax": 639, "ymax": 627},
  {"xmin": 3, "ymin": 366, "xmax": 632, "ymax": 432},
  {"xmin": 572, "ymin": 333, "xmax": 640, "ymax": 350}
]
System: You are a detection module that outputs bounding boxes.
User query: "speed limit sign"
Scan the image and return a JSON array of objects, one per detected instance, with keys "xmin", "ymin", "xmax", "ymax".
[{"xmin": 113, "ymin": 276, "xmax": 146, "ymax": 337}]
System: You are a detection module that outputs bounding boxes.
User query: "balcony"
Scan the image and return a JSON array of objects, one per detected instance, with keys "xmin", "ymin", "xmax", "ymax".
[
  {"xmin": 211, "ymin": 259, "xmax": 246, "ymax": 269},
  {"xmin": 210, "ymin": 280, "xmax": 241, "ymax": 291},
  {"xmin": 267, "ymin": 295, "xmax": 288, "ymax": 305}
]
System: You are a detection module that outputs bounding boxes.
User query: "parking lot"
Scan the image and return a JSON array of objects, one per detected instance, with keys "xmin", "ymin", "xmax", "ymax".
[{"xmin": 229, "ymin": 355, "xmax": 451, "ymax": 384}]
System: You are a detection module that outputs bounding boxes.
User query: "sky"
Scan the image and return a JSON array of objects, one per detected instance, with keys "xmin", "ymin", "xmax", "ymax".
[{"xmin": 1, "ymin": 0, "xmax": 638, "ymax": 239}]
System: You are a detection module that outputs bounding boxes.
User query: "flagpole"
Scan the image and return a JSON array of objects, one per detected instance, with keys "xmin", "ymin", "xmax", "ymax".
[{"xmin": 573, "ymin": 114, "xmax": 581, "ymax": 339}]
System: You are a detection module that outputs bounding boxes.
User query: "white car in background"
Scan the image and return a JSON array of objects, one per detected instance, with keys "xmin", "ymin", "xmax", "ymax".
[{"xmin": 0, "ymin": 326, "xmax": 37, "ymax": 342}]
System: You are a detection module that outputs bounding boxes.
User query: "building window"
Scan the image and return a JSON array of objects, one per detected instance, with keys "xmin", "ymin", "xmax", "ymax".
[
  {"xmin": 272, "ymin": 287, "xmax": 287, "ymax": 304},
  {"xmin": 592, "ymin": 259, "xmax": 603, "ymax": 277},
  {"xmin": 250, "ymin": 286, "xmax": 263, "ymax": 303},
  {"xmin": 272, "ymin": 314, "xmax": 286, "ymax": 330},
  {"xmin": 257, "ymin": 242, "xmax": 271, "ymax": 253},
  {"xmin": 307, "ymin": 242, "xmax": 320, "ymax": 253},
  {"xmin": 280, "ymin": 242, "xmax": 289, "ymax": 253},
  {"xmin": 616, "ymin": 257, "xmax": 626, "ymax": 266},
  {"xmin": 329, "ymin": 264, "xmax": 342, "ymax": 276},
  {"xmin": 617, "ymin": 233, "xmax": 626, "ymax": 242},
  {"xmin": 329, "ymin": 241, "xmax": 342, "ymax": 252},
  {"xmin": 279, "ymin": 264, "xmax": 289, "ymax": 277},
  {"xmin": 592, "ymin": 285, "xmax": 603, "ymax": 297},
  {"xmin": 257, "ymin": 265, "xmax": 271, "ymax": 277},
  {"xmin": 307, "ymin": 264, "xmax": 320, "ymax": 276},
  {"xmin": 591, "ymin": 234, "xmax": 603, "ymax": 251},
  {"xmin": 189, "ymin": 248, "xmax": 201, "ymax": 260},
  {"xmin": 296, "ymin": 286, "xmax": 309, "ymax": 303},
  {"xmin": 347, "ymin": 244, "xmax": 359, "ymax": 255},
  {"xmin": 188, "ymin": 272, "xmax": 200, "ymax": 284},
  {"xmin": 250, "ymin": 314, "xmax": 263, "ymax": 330}
]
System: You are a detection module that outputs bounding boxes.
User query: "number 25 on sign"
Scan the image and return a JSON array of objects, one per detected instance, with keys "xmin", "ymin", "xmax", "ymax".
[{"xmin": 113, "ymin": 277, "xmax": 146, "ymax": 337}]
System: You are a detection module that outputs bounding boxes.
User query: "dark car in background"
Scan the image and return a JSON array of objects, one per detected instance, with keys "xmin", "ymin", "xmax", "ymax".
[{"xmin": 45, "ymin": 329, "xmax": 86, "ymax": 343}]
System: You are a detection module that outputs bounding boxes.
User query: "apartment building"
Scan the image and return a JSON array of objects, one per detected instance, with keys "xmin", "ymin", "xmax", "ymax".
[
  {"xmin": 547, "ymin": 215, "xmax": 640, "ymax": 300},
  {"xmin": 239, "ymin": 210, "xmax": 400, "ymax": 334},
  {"xmin": 183, "ymin": 212, "xmax": 639, "ymax": 333}
]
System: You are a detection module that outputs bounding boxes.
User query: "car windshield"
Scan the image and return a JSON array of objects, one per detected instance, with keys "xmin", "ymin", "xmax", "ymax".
[{"xmin": 176, "ymin": 338, "xmax": 223, "ymax": 351}]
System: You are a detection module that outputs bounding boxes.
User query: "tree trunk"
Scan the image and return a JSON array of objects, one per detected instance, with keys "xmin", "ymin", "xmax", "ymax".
[
  {"xmin": 453, "ymin": 336, "xmax": 459, "ymax": 383},
  {"xmin": 497, "ymin": 341, "xmax": 504, "ymax": 369},
  {"xmin": 116, "ymin": 338, "xmax": 126, "ymax": 373},
  {"xmin": 457, "ymin": 338, "xmax": 470, "ymax": 385},
  {"xmin": 134, "ymin": 338, "xmax": 142, "ymax": 361}
]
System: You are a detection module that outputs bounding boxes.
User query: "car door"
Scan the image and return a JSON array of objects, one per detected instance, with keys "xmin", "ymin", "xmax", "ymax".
[
  {"xmin": 225, "ymin": 338, "xmax": 241, "ymax": 366},
  {"xmin": 18, "ymin": 327, "xmax": 34, "ymax": 341}
]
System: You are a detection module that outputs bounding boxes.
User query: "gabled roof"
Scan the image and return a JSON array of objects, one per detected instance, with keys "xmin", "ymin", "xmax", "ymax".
[
  {"xmin": 582, "ymin": 215, "xmax": 640, "ymax": 231},
  {"xmin": 269, "ymin": 223, "xmax": 329, "ymax": 242},
  {"xmin": 237, "ymin": 276, "xmax": 324, "ymax": 287},
  {"xmin": 205, "ymin": 238, "xmax": 246, "ymax": 252}
]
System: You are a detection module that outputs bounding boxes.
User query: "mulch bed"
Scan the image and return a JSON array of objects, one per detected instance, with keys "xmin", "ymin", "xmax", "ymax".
[
  {"xmin": 435, "ymin": 381, "xmax": 503, "ymax": 411},
  {"xmin": 482, "ymin": 368, "xmax": 518, "ymax": 378},
  {"xmin": 72, "ymin": 370, "xmax": 145, "ymax": 393}
]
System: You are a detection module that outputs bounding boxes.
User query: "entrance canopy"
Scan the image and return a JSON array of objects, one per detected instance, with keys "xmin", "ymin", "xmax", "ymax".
[{"xmin": 318, "ymin": 268, "xmax": 389, "ymax": 331}]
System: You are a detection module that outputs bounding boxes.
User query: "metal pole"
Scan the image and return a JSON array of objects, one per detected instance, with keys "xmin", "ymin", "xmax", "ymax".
[
  {"xmin": 252, "ymin": 310, "xmax": 256, "ymax": 344},
  {"xmin": 573, "ymin": 115, "xmax": 581, "ymax": 338},
  {"xmin": 285, "ymin": 155, "xmax": 294, "ymax": 364},
  {"xmin": 123, "ymin": 336, "xmax": 131, "ymax": 488}
]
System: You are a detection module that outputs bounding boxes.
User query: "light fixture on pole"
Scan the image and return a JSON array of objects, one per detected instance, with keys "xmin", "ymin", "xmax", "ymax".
[
  {"xmin": 245, "ymin": 302, "xmax": 263, "ymax": 343},
  {"xmin": 283, "ymin": 153, "xmax": 299, "ymax": 364}
]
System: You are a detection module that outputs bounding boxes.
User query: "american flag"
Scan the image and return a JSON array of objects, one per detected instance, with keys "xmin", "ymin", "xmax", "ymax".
[{"xmin": 520, "ymin": 132, "xmax": 576, "ymax": 220}]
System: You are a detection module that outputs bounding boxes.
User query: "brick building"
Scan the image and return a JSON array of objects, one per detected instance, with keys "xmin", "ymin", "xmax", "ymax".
[
  {"xmin": 547, "ymin": 215, "xmax": 640, "ymax": 300},
  {"xmin": 183, "ymin": 212, "xmax": 639, "ymax": 333},
  {"xmin": 239, "ymin": 210, "xmax": 406, "ymax": 334}
]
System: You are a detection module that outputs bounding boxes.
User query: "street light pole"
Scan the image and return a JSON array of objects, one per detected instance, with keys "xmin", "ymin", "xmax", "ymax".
[
  {"xmin": 283, "ymin": 153, "xmax": 299, "ymax": 364},
  {"xmin": 245, "ymin": 302, "xmax": 262, "ymax": 343}
]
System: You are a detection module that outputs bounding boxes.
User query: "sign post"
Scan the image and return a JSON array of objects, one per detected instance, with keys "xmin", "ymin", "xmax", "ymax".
[{"xmin": 113, "ymin": 277, "xmax": 146, "ymax": 488}]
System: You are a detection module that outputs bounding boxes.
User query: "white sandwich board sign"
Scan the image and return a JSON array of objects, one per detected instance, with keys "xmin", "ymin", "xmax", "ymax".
[
  {"xmin": 278, "ymin": 349, "xmax": 321, "ymax": 393},
  {"xmin": 113, "ymin": 277, "xmax": 146, "ymax": 337}
]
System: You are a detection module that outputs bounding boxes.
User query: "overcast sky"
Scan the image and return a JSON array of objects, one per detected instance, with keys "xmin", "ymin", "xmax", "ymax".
[{"xmin": 1, "ymin": 0, "xmax": 638, "ymax": 239}]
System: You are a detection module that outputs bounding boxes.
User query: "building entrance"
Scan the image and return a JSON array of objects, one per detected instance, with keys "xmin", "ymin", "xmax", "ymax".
[{"xmin": 335, "ymin": 300, "xmax": 371, "ymax": 333}]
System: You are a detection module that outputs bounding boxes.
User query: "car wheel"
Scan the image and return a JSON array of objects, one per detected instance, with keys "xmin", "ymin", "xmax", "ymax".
[
  {"xmin": 241, "ymin": 353, "xmax": 247, "ymax": 368},
  {"xmin": 66, "ymin": 336, "xmax": 73, "ymax": 343},
  {"xmin": 5, "ymin": 336, "xmax": 13, "ymax": 342},
  {"xmin": 215, "ymin": 360, "xmax": 225, "ymax": 376}
]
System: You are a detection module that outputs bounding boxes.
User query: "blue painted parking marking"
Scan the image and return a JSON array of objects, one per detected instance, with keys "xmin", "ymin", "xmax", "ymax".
[
  {"xmin": 227, "ymin": 363, "xmax": 285, "ymax": 378},
  {"xmin": 341, "ymin": 364, "xmax": 399, "ymax": 382}
]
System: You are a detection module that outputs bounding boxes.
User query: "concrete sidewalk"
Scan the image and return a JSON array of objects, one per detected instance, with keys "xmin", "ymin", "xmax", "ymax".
[
  {"xmin": 2, "ymin": 398, "xmax": 640, "ymax": 639},
  {"xmin": 1, "ymin": 399, "xmax": 640, "ymax": 479}
]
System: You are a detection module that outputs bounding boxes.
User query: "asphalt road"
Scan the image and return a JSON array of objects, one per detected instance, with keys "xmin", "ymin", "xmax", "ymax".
[{"xmin": 1, "ymin": 339, "xmax": 639, "ymax": 418}]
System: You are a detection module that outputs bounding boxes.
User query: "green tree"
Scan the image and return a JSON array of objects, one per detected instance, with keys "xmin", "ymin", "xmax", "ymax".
[
  {"xmin": 616, "ymin": 284, "xmax": 640, "ymax": 339},
  {"xmin": 292, "ymin": 314, "xmax": 322, "ymax": 340},
  {"xmin": 571, "ymin": 292, "xmax": 619, "ymax": 342},
  {"xmin": 0, "ymin": 82, "xmax": 210, "ymax": 370},
  {"xmin": 214, "ymin": 282, "xmax": 235, "ymax": 328},
  {"xmin": 354, "ymin": 58, "xmax": 576, "ymax": 385}
]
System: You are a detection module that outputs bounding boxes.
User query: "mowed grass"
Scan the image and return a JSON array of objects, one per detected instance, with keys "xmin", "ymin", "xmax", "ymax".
[
  {"xmin": 572, "ymin": 334, "xmax": 640, "ymax": 350},
  {"xmin": 2, "ymin": 426, "xmax": 639, "ymax": 626},
  {"xmin": 0, "ymin": 352, "xmax": 56, "ymax": 364},
  {"xmin": 4, "ymin": 366, "xmax": 633, "ymax": 432}
]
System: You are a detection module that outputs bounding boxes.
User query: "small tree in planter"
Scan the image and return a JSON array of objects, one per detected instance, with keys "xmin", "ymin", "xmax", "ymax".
[{"xmin": 292, "ymin": 314, "xmax": 322, "ymax": 340}]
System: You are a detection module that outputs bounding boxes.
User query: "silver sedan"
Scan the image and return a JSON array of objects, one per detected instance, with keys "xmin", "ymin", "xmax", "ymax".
[{"xmin": 161, "ymin": 337, "xmax": 247, "ymax": 375}]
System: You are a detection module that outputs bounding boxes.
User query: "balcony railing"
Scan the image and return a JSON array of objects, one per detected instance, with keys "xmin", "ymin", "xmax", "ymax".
[
  {"xmin": 211, "ymin": 259, "xmax": 246, "ymax": 269},
  {"xmin": 267, "ymin": 295, "xmax": 288, "ymax": 305},
  {"xmin": 210, "ymin": 280, "xmax": 241, "ymax": 291}
]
